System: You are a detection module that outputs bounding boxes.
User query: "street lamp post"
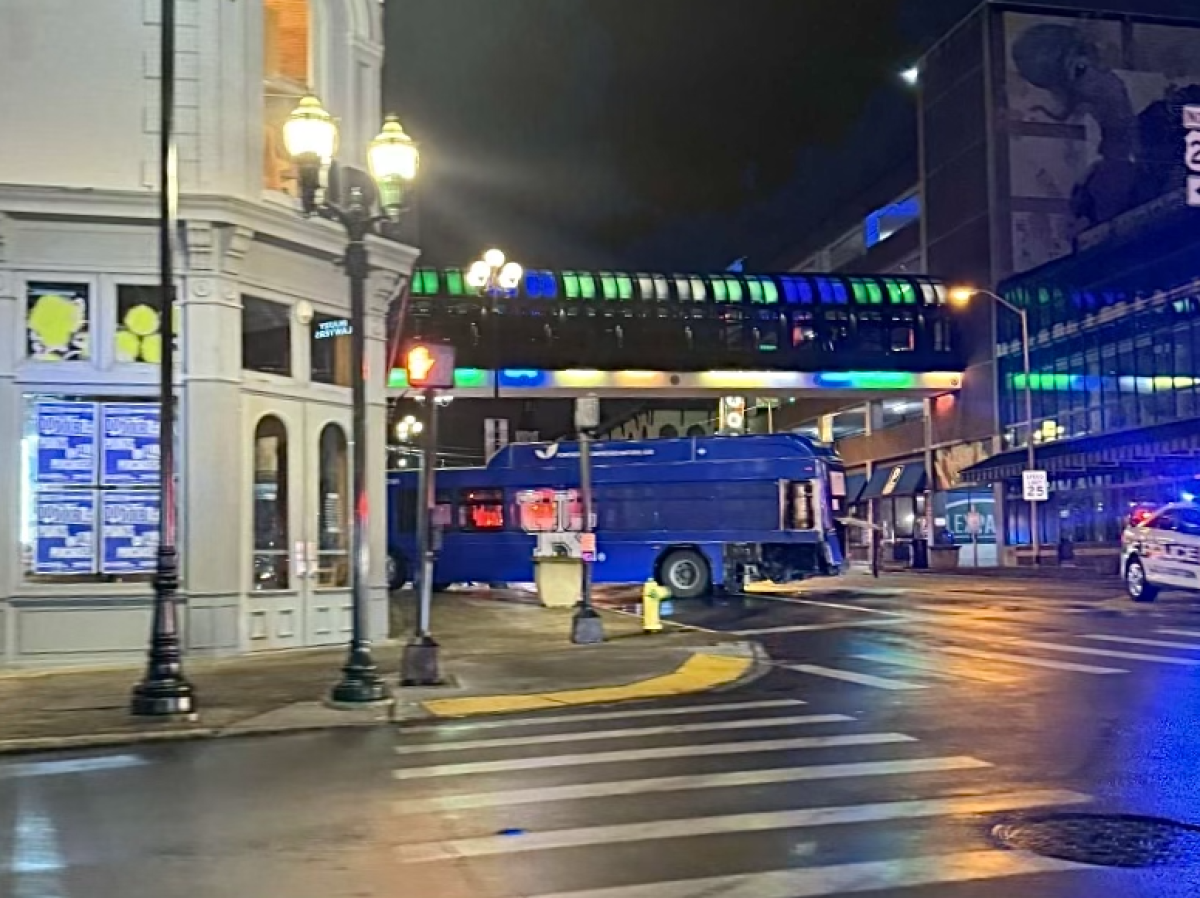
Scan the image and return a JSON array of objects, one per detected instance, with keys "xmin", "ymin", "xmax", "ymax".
[
  {"xmin": 950, "ymin": 286, "xmax": 1040, "ymax": 566},
  {"xmin": 284, "ymin": 96, "xmax": 419, "ymax": 704},
  {"xmin": 131, "ymin": 0, "xmax": 194, "ymax": 717},
  {"xmin": 467, "ymin": 248, "xmax": 524, "ymax": 387}
]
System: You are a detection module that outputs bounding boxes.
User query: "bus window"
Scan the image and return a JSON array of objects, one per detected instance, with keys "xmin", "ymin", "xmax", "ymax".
[
  {"xmin": 392, "ymin": 488, "xmax": 418, "ymax": 533},
  {"xmin": 460, "ymin": 488, "xmax": 505, "ymax": 531}
]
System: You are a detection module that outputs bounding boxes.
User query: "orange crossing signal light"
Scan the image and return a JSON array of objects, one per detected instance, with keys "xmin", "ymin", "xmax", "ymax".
[{"xmin": 404, "ymin": 342, "xmax": 456, "ymax": 389}]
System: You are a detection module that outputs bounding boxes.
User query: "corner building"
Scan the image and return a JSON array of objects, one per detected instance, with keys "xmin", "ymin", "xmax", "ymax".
[{"xmin": 0, "ymin": 0, "xmax": 417, "ymax": 666}]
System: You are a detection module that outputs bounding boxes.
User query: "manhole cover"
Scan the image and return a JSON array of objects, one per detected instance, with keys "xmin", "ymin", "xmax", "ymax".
[{"xmin": 993, "ymin": 813, "xmax": 1200, "ymax": 868}]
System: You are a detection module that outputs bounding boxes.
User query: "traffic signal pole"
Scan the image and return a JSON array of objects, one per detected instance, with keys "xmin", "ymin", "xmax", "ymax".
[{"xmin": 401, "ymin": 386, "xmax": 443, "ymax": 686}]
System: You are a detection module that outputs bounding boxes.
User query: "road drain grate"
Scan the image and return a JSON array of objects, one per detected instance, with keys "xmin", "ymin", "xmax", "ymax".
[{"xmin": 993, "ymin": 813, "xmax": 1200, "ymax": 868}]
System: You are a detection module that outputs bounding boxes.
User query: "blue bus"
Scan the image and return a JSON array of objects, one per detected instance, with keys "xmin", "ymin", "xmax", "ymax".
[{"xmin": 386, "ymin": 433, "xmax": 849, "ymax": 598}]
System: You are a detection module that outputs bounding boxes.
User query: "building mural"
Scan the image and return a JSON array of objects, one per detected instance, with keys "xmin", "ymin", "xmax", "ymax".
[{"xmin": 1003, "ymin": 11, "xmax": 1200, "ymax": 272}]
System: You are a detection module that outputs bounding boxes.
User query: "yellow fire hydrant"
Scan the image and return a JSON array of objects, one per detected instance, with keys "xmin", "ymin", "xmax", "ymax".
[{"xmin": 642, "ymin": 579, "xmax": 670, "ymax": 634}]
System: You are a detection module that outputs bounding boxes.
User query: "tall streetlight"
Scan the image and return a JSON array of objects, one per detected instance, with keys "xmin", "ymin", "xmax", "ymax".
[
  {"xmin": 284, "ymin": 95, "xmax": 419, "ymax": 704},
  {"xmin": 131, "ymin": 0, "xmax": 193, "ymax": 717},
  {"xmin": 467, "ymin": 248, "xmax": 523, "ymax": 387},
  {"xmin": 950, "ymin": 286, "xmax": 1041, "ymax": 565}
]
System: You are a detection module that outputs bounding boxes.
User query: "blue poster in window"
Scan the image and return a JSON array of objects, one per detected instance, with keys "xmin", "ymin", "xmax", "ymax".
[
  {"xmin": 35, "ymin": 401, "xmax": 97, "ymax": 485},
  {"xmin": 101, "ymin": 403, "xmax": 160, "ymax": 486},
  {"xmin": 34, "ymin": 490, "xmax": 97, "ymax": 575},
  {"xmin": 101, "ymin": 491, "xmax": 160, "ymax": 575}
]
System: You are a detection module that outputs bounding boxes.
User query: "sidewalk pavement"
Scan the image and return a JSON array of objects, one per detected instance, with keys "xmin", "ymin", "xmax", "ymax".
[{"xmin": 0, "ymin": 593, "xmax": 758, "ymax": 756}]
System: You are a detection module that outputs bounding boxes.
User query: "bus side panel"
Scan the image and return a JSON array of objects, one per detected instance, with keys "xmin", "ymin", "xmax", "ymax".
[
  {"xmin": 434, "ymin": 533, "xmax": 537, "ymax": 584},
  {"xmin": 590, "ymin": 540, "xmax": 725, "ymax": 586}
]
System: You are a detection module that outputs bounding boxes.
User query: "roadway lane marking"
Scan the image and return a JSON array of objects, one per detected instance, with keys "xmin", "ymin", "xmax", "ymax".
[
  {"xmin": 1083, "ymin": 634, "xmax": 1200, "ymax": 651},
  {"xmin": 393, "ymin": 756, "xmax": 994, "ymax": 814},
  {"xmin": 934, "ymin": 644, "xmax": 1126, "ymax": 674},
  {"xmin": 752, "ymin": 595, "xmax": 912, "ymax": 616},
  {"xmin": 392, "ymin": 732, "xmax": 917, "ymax": 780},
  {"xmin": 421, "ymin": 699, "xmax": 807, "ymax": 733},
  {"xmin": 999, "ymin": 638, "xmax": 1200, "ymax": 666},
  {"xmin": 733, "ymin": 619, "xmax": 908, "ymax": 635},
  {"xmin": 520, "ymin": 849, "xmax": 1086, "ymax": 898},
  {"xmin": 783, "ymin": 663, "xmax": 928, "ymax": 691},
  {"xmin": 395, "ymin": 714, "xmax": 853, "ymax": 755},
  {"xmin": 1158, "ymin": 628, "xmax": 1200, "ymax": 638},
  {"xmin": 393, "ymin": 789, "xmax": 1091, "ymax": 862},
  {"xmin": 850, "ymin": 653, "xmax": 1020, "ymax": 684}
]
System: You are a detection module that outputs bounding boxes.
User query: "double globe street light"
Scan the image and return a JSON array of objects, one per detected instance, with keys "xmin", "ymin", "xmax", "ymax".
[{"xmin": 283, "ymin": 95, "xmax": 419, "ymax": 705}]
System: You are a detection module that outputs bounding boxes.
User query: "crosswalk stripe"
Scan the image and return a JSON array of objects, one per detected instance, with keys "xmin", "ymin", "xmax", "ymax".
[
  {"xmin": 1002, "ymin": 638, "xmax": 1200, "ymax": 666},
  {"xmin": 395, "ymin": 714, "xmax": 853, "ymax": 755},
  {"xmin": 733, "ymin": 619, "xmax": 906, "ymax": 636},
  {"xmin": 784, "ymin": 664, "xmax": 927, "ymax": 691},
  {"xmin": 935, "ymin": 643, "xmax": 1126, "ymax": 674},
  {"xmin": 850, "ymin": 653, "xmax": 1019, "ymax": 684},
  {"xmin": 392, "ymin": 732, "xmax": 917, "ymax": 780},
  {"xmin": 520, "ymin": 849, "xmax": 1084, "ymax": 898},
  {"xmin": 394, "ymin": 755, "xmax": 994, "ymax": 814},
  {"xmin": 423, "ymin": 699, "xmax": 807, "ymax": 733},
  {"xmin": 393, "ymin": 789, "xmax": 1090, "ymax": 862},
  {"xmin": 1158, "ymin": 628, "xmax": 1200, "ymax": 638},
  {"xmin": 1083, "ymin": 634, "xmax": 1200, "ymax": 651}
]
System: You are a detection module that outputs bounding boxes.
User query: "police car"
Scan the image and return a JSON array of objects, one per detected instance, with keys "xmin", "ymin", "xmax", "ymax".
[{"xmin": 1122, "ymin": 503, "xmax": 1200, "ymax": 602}]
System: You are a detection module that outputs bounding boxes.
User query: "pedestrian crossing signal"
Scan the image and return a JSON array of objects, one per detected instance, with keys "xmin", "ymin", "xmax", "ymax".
[{"xmin": 404, "ymin": 342, "xmax": 455, "ymax": 388}]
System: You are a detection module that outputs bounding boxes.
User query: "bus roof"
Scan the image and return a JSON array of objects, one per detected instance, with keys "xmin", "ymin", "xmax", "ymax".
[{"xmin": 487, "ymin": 432, "xmax": 838, "ymax": 472}]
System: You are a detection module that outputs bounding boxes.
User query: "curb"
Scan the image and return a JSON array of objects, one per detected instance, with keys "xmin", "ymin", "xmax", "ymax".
[
  {"xmin": 0, "ymin": 642, "xmax": 768, "ymax": 756},
  {"xmin": 417, "ymin": 644, "xmax": 762, "ymax": 719}
]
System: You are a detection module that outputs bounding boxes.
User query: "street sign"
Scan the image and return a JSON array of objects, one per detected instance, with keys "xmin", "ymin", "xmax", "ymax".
[
  {"xmin": 404, "ymin": 342, "xmax": 455, "ymax": 389},
  {"xmin": 1022, "ymin": 470, "xmax": 1049, "ymax": 503},
  {"xmin": 575, "ymin": 395, "xmax": 600, "ymax": 430}
]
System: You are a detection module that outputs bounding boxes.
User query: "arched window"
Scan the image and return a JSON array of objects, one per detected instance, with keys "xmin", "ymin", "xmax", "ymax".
[
  {"xmin": 253, "ymin": 416, "xmax": 289, "ymax": 590},
  {"xmin": 263, "ymin": 0, "xmax": 310, "ymax": 193},
  {"xmin": 317, "ymin": 423, "xmax": 349, "ymax": 587},
  {"xmin": 686, "ymin": 424, "xmax": 706, "ymax": 438},
  {"xmin": 658, "ymin": 424, "xmax": 679, "ymax": 439}
]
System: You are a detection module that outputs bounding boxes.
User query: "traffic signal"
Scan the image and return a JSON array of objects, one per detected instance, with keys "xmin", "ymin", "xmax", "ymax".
[{"xmin": 404, "ymin": 342, "xmax": 455, "ymax": 389}]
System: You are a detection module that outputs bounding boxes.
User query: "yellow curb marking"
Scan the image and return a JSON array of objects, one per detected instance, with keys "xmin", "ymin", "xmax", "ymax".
[{"xmin": 421, "ymin": 653, "xmax": 751, "ymax": 718}]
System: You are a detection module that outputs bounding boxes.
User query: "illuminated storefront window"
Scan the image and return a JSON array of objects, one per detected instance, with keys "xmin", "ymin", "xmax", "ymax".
[
  {"xmin": 252, "ymin": 416, "xmax": 290, "ymax": 590},
  {"xmin": 26, "ymin": 283, "xmax": 89, "ymax": 361},
  {"xmin": 316, "ymin": 423, "xmax": 349, "ymax": 587}
]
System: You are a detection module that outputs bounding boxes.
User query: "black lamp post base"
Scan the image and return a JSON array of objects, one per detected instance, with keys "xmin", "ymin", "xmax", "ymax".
[
  {"xmin": 130, "ymin": 677, "xmax": 196, "ymax": 718},
  {"xmin": 571, "ymin": 606, "xmax": 606, "ymax": 645},
  {"xmin": 330, "ymin": 650, "xmax": 391, "ymax": 705},
  {"xmin": 401, "ymin": 635, "xmax": 442, "ymax": 686}
]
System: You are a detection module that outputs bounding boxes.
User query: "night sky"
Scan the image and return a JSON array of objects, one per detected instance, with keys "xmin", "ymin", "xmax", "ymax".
[{"xmin": 380, "ymin": 0, "xmax": 1190, "ymax": 271}]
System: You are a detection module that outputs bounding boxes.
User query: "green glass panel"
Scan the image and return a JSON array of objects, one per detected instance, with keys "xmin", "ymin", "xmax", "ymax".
[
  {"xmin": 690, "ymin": 278, "xmax": 706, "ymax": 301},
  {"xmin": 600, "ymin": 272, "xmax": 618, "ymax": 300},
  {"xmin": 445, "ymin": 268, "xmax": 465, "ymax": 296},
  {"xmin": 579, "ymin": 273, "xmax": 597, "ymax": 300},
  {"xmin": 563, "ymin": 271, "xmax": 581, "ymax": 299},
  {"xmin": 867, "ymin": 281, "xmax": 883, "ymax": 304},
  {"xmin": 761, "ymin": 278, "xmax": 779, "ymax": 304},
  {"xmin": 747, "ymin": 279, "xmax": 764, "ymax": 303},
  {"xmin": 420, "ymin": 269, "xmax": 440, "ymax": 295},
  {"xmin": 617, "ymin": 275, "xmax": 634, "ymax": 300},
  {"xmin": 850, "ymin": 279, "xmax": 870, "ymax": 303},
  {"xmin": 712, "ymin": 278, "xmax": 728, "ymax": 302},
  {"xmin": 725, "ymin": 277, "xmax": 743, "ymax": 302}
]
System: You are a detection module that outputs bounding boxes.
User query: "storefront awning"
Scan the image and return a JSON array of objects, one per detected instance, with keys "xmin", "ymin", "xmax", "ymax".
[
  {"xmin": 861, "ymin": 462, "xmax": 927, "ymax": 500},
  {"xmin": 844, "ymin": 473, "xmax": 867, "ymax": 505},
  {"xmin": 961, "ymin": 418, "xmax": 1200, "ymax": 483}
]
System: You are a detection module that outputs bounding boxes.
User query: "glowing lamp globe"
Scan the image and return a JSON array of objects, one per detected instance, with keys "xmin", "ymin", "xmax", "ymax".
[{"xmin": 283, "ymin": 95, "xmax": 338, "ymax": 162}]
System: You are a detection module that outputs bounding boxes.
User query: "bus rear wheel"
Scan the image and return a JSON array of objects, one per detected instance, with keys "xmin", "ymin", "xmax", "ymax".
[
  {"xmin": 659, "ymin": 549, "xmax": 711, "ymax": 600},
  {"xmin": 387, "ymin": 552, "xmax": 409, "ymax": 591}
]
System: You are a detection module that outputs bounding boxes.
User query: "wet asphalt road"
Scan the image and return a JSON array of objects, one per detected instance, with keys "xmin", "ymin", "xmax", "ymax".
[{"xmin": 7, "ymin": 578, "xmax": 1200, "ymax": 897}]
